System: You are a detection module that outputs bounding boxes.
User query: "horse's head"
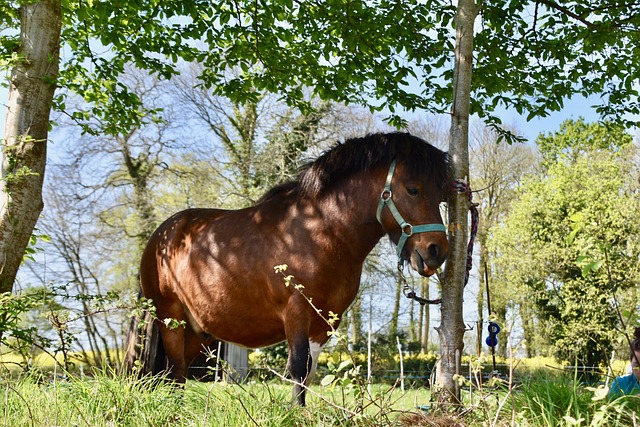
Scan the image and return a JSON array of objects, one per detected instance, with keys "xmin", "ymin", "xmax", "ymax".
[{"xmin": 376, "ymin": 147, "xmax": 449, "ymax": 277}]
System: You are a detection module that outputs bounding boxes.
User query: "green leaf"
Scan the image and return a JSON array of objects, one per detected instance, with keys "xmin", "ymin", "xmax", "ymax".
[
  {"xmin": 337, "ymin": 360, "xmax": 352, "ymax": 372},
  {"xmin": 575, "ymin": 255, "xmax": 589, "ymax": 264},
  {"xmin": 320, "ymin": 374, "xmax": 335, "ymax": 387},
  {"xmin": 339, "ymin": 378, "xmax": 352, "ymax": 387},
  {"xmin": 569, "ymin": 212, "xmax": 584, "ymax": 223}
]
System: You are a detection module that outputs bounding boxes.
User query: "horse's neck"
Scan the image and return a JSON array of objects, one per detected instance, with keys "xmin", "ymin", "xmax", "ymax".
[{"xmin": 304, "ymin": 176, "xmax": 385, "ymax": 259}]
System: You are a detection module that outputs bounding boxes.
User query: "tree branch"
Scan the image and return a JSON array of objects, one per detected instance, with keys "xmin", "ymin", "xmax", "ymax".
[{"xmin": 537, "ymin": 0, "xmax": 599, "ymax": 29}]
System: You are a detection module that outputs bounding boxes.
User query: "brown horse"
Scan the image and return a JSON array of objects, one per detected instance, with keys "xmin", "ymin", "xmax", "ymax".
[{"xmin": 139, "ymin": 132, "xmax": 449, "ymax": 405}]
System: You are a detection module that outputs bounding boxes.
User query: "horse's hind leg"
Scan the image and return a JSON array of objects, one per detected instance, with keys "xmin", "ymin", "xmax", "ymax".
[
  {"xmin": 154, "ymin": 302, "xmax": 202, "ymax": 382},
  {"xmin": 157, "ymin": 317, "xmax": 190, "ymax": 383},
  {"xmin": 158, "ymin": 320, "xmax": 211, "ymax": 383}
]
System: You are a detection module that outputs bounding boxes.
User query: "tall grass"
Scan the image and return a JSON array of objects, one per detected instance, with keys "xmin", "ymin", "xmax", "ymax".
[
  {"xmin": 510, "ymin": 373, "xmax": 593, "ymax": 426},
  {"xmin": 0, "ymin": 369, "xmax": 432, "ymax": 427},
  {"xmin": 592, "ymin": 394, "xmax": 640, "ymax": 427},
  {"xmin": 3, "ymin": 370, "xmax": 189, "ymax": 427},
  {"xmin": 2, "ymin": 368, "xmax": 640, "ymax": 426},
  {"xmin": 492, "ymin": 371, "xmax": 640, "ymax": 427}
]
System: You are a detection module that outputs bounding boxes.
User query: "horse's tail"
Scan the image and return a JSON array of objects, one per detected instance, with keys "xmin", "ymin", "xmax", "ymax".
[{"xmin": 121, "ymin": 284, "xmax": 168, "ymax": 377}]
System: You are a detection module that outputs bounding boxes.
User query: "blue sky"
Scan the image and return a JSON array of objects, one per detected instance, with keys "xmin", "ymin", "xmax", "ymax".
[{"xmin": 496, "ymin": 94, "xmax": 611, "ymax": 142}]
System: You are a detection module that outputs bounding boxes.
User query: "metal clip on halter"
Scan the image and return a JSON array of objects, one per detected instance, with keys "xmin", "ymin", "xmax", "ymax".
[{"xmin": 397, "ymin": 262, "xmax": 442, "ymax": 305}]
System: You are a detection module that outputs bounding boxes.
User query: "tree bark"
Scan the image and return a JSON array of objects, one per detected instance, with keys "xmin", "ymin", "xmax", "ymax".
[
  {"xmin": 122, "ymin": 308, "xmax": 166, "ymax": 375},
  {"xmin": 420, "ymin": 277, "xmax": 430, "ymax": 353},
  {"xmin": 389, "ymin": 270, "xmax": 402, "ymax": 339},
  {"xmin": 0, "ymin": 1, "xmax": 61, "ymax": 295},
  {"xmin": 350, "ymin": 293, "xmax": 362, "ymax": 347},
  {"xmin": 435, "ymin": 0, "xmax": 479, "ymax": 409}
]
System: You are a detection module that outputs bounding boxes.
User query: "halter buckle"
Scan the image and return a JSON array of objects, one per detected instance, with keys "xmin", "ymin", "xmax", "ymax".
[{"xmin": 401, "ymin": 222, "xmax": 413, "ymax": 236}]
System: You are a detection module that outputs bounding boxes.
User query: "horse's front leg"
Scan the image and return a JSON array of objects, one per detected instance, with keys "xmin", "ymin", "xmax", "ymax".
[
  {"xmin": 286, "ymin": 332, "xmax": 312, "ymax": 405},
  {"xmin": 284, "ymin": 298, "xmax": 315, "ymax": 406}
]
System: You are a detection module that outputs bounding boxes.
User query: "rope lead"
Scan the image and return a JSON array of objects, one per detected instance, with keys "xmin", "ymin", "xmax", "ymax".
[{"xmin": 451, "ymin": 180, "xmax": 479, "ymax": 287}]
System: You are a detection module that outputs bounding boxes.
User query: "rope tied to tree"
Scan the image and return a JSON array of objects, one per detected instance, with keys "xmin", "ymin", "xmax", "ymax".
[{"xmin": 452, "ymin": 180, "xmax": 479, "ymax": 287}]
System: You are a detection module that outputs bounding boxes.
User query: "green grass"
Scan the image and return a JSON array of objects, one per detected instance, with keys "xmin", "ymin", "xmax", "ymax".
[
  {"xmin": 0, "ymin": 370, "xmax": 432, "ymax": 427},
  {"xmin": 2, "ymin": 370, "xmax": 640, "ymax": 427},
  {"xmin": 510, "ymin": 374, "xmax": 593, "ymax": 426}
]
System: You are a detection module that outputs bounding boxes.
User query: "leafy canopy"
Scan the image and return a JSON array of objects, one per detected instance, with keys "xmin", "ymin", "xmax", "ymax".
[{"xmin": 3, "ymin": 1, "xmax": 640, "ymax": 136}]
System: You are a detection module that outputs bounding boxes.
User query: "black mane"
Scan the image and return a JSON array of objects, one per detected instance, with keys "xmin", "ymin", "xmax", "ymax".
[{"xmin": 258, "ymin": 132, "xmax": 449, "ymax": 202}]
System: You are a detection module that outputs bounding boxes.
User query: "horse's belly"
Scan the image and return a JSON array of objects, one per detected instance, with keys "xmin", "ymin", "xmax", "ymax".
[
  {"xmin": 176, "ymin": 237, "xmax": 357, "ymax": 349},
  {"xmin": 209, "ymin": 319, "xmax": 287, "ymax": 349},
  {"xmin": 215, "ymin": 331, "xmax": 287, "ymax": 349},
  {"xmin": 191, "ymin": 298, "xmax": 287, "ymax": 349}
]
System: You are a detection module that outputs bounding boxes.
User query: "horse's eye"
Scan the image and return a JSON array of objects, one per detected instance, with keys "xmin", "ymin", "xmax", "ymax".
[{"xmin": 407, "ymin": 187, "xmax": 419, "ymax": 196}]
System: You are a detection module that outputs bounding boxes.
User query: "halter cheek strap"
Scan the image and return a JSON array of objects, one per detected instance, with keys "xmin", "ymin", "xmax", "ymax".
[{"xmin": 376, "ymin": 159, "xmax": 447, "ymax": 259}]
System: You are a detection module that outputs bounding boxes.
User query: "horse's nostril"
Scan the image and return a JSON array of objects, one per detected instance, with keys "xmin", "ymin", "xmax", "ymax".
[{"xmin": 428, "ymin": 243, "xmax": 440, "ymax": 261}]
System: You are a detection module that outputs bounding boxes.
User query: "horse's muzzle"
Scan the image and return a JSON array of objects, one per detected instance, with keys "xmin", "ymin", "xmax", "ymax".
[{"xmin": 411, "ymin": 241, "xmax": 448, "ymax": 277}]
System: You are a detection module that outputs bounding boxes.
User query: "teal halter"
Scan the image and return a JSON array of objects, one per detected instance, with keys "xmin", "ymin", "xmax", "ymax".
[{"xmin": 376, "ymin": 159, "xmax": 447, "ymax": 259}]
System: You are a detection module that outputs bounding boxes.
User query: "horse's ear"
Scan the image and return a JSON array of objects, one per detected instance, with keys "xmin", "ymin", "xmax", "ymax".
[{"xmin": 634, "ymin": 326, "xmax": 640, "ymax": 340}]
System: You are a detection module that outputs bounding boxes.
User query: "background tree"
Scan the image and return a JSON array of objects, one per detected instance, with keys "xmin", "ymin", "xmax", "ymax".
[
  {"xmin": 29, "ymin": 178, "xmax": 127, "ymax": 368},
  {"xmin": 0, "ymin": 1, "xmax": 61, "ymax": 299},
  {"xmin": 171, "ymin": 65, "xmax": 350, "ymax": 205},
  {"xmin": 490, "ymin": 119, "xmax": 640, "ymax": 366},
  {"xmin": 61, "ymin": 72, "xmax": 185, "ymax": 249},
  {"xmin": 1, "ymin": 0, "xmax": 217, "ymax": 302},
  {"xmin": 470, "ymin": 124, "xmax": 537, "ymax": 357}
]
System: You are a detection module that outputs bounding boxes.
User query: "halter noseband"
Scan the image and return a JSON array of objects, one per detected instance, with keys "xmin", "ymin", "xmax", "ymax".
[{"xmin": 376, "ymin": 159, "xmax": 447, "ymax": 259}]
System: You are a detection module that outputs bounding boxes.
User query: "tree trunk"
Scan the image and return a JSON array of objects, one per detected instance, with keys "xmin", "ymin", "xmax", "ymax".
[
  {"xmin": 350, "ymin": 293, "xmax": 362, "ymax": 347},
  {"xmin": 435, "ymin": 0, "xmax": 479, "ymax": 409},
  {"xmin": 421, "ymin": 277, "xmax": 430, "ymax": 353},
  {"xmin": 520, "ymin": 303, "xmax": 535, "ymax": 358},
  {"xmin": 477, "ymin": 244, "xmax": 487, "ymax": 347},
  {"xmin": 495, "ymin": 305, "xmax": 508, "ymax": 357},
  {"xmin": 122, "ymin": 306, "xmax": 166, "ymax": 375},
  {"xmin": 409, "ymin": 297, "xmax": 416, "ymax": 342},
  {"xmin": 389, "ymin": 270, "xmax": 402, "ymax": 339},
  {"xmin": 0, "ymin": 0, "xmax": 61, "ymax": 296}
]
